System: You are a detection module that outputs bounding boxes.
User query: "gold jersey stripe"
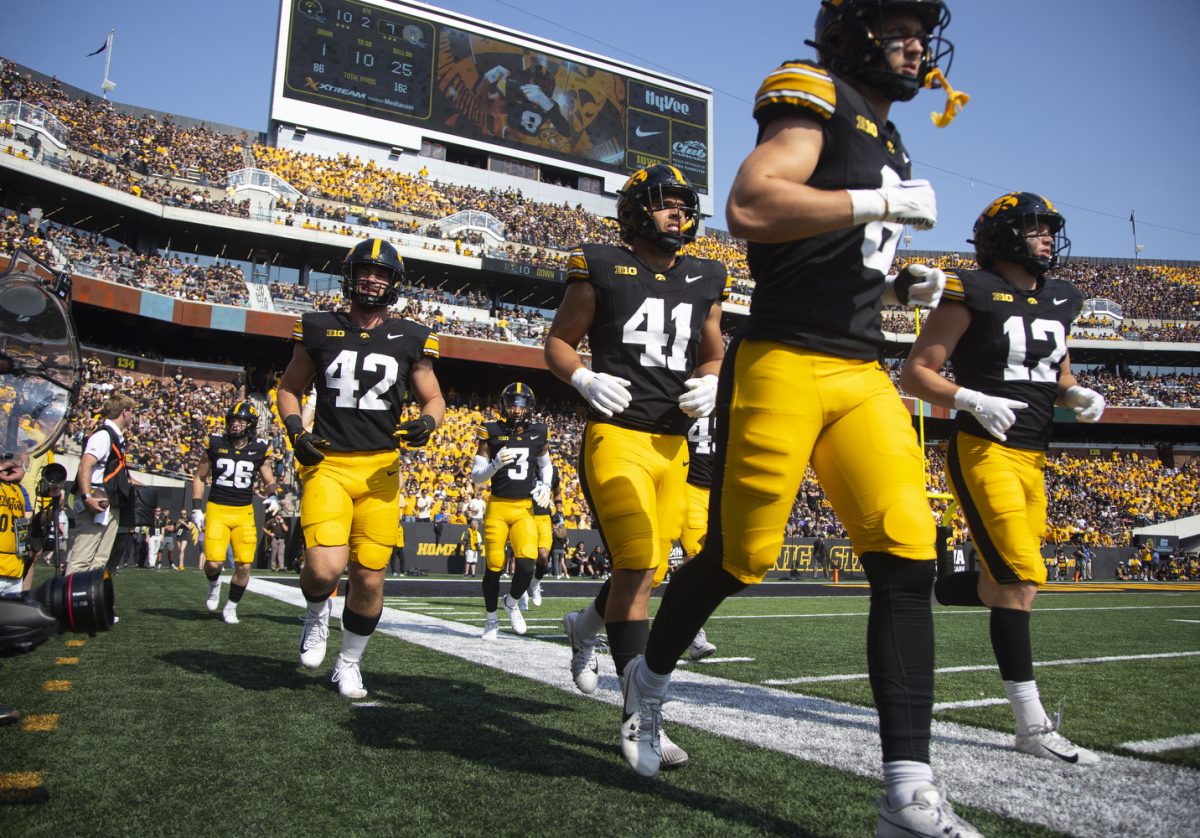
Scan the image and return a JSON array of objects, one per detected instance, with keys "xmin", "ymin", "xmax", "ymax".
[
  {"xmin": 291, "ymin": 318, "xmax": 304, "ymax": 341},
  {"xmin": 566, "ymin": 250, "xmax": 589, "ymax": 282},
  {"xmin": 943, "ymin": 272, "xmax": 965, "ymax": 301},
  {"xmin": 423, "ymin": 332, "xmax": 441, "ymax": 358},
  {"xmin": 754, "ymin": 64, "xmax": 836, "ymax": 120},
  {"xmin": 720, "ymin": 272, "xmax": 732, "ymax": 301}
]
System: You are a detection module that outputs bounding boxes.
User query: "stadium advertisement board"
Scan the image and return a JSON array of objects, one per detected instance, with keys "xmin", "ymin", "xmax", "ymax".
[{"xmin": 272, "ymin": 0, "xmax": 713, "ymax": 193}]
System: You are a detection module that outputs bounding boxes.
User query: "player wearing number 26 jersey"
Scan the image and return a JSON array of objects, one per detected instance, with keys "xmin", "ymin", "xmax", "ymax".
[
  {"xmin": 903, "ymin": 192, "xmax": 1105, "ymax": 769},
  {"xmin": 276, "ymin": 237, "xmax": 446, "ymax": 700}
]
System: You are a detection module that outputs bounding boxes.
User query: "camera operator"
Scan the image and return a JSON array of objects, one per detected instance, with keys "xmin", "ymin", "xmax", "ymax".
[{"xmin": 66, "ymin": 393, "xmax": 137, "ymax": 575}]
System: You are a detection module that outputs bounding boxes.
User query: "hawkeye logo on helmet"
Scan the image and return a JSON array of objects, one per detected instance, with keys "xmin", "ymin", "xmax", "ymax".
[
  {"xmin": 644, "ymin": 90, "xmax": 691, "ymax": 116},
  {"xmin": 986, "ymin": 194, "xmax": 1020, "ymax": 218}
]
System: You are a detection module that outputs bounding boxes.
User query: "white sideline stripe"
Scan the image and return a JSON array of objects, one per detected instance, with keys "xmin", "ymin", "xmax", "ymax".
[
  {"xmin": 933, "ymin": 697, "xmax": 1009, "ymax": 712},
  {"xmin": 1171, "ymin": 619, "xmax": 1200, "ymax": 624},
  {"xmin": 678, "ymin": 657, "xmax": 755, "ymax": 665},
  {"xmin": 709, "ymin": 604, "xmax": 1200, "ymax": 620},
  {"xmin": 1120, "ymin": 733, "xmax": 1200, "ymax": 754},
  {"xmin": 246, "ymin": 577, "xmax": 1199, "ymax": 838},
  {"xmin": 765, "ymin": 650, "xmax": 1200, "ymax": 685}
]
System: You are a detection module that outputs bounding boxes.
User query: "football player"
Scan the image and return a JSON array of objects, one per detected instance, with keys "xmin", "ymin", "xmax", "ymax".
[
  {"xmin": 527, "ymin": 458, "xmax": 562, "ymax": 608},
  {"xmin": 471, "ymin": 382, "xmax": 550, "ymax": 639},
  {"xmin": 901, "ymin": 193, "xmax": 1105, "ymax": 766},
  {"xmin": 678, "ymin": 415, "xmax": 716, "ymax": 660},
  {"xmin": 276, "ymin": 237, "xmax": 445, "ymax": 698},
  {"xmin": 625, "ymin": 4, "xmax": 981, "ymax": 834},
  {"xmin": 192, "ymin": 401, "xmax": 279, "ymax": 624},
  {"xmin": 545, "ymin": 163, "xmax": 727, "ymax": 773}
]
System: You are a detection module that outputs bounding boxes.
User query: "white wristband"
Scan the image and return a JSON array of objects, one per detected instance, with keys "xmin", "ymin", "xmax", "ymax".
[{"xmin": 848, "ymin": 189, "xmax": 887, "ymax": 225}]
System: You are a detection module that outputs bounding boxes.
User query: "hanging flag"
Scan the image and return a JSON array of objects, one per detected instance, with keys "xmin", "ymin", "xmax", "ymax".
[
  {"xmin": 87, "ymin": 37, "xmax": 109, "ymax": 57},
  {"xmin": 1130, "ymin": 210, "xmax": 1137, "ymax": 239}
]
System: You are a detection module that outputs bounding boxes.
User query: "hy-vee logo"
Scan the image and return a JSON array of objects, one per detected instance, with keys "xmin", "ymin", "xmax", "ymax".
[{"xmin": 644, "ymin": 90, "xmax": 691, "ymax": 116}]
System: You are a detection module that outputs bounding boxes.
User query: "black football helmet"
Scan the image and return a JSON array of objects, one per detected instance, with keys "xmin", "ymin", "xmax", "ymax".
[
  {"xmin": 616, "ymin": 165, "xmax": 699, "ymax": 254},
  {"xmin": 499, "ymin": 382, "xmax": 535, "ymax": 426},
  {"xmin": 225, "ymin": 401, "xmax": 259, "ymax": 444},
  {"xmin": 809, "ymin": 0, "xmax": 954, "ymax": 102},
  {"xmin": 341, "ymin": 238, "xmax": 405, "ymax": 308},
  {"xmin": 971, "ymin": 192, "xmax": 1070, "ymax": 276}
]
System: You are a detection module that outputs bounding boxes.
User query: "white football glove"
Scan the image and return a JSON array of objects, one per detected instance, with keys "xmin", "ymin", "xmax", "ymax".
[
  {"xmin": 954, "ymin": 387, "xmax": 1028, "ymax": 443},
  {"xmin": 495, "ymin": 448, "xmax": 521, "ymax": 467},
  {"xmin": 191, "ymin": 508, "xmax": 205, "ymax": 530},
  {"xmin": 883, "ymin": 264, "xmax": 947, "ymax": 308},
  {"xmin": 849, "ymin": 178, "xmax": 937, "ymax": 230},
  {"xmin": 678, "ymin": 374, "xmax": 718, "ymax": 418},
  {"xmin": 484, "ymin": 65, "xmax": 509, "ymax": 85},
  {"xmin": 1064, "ymin": 385, "xmax": 1105, "ymax": 423},
  {"xmin": 531, "ymin": 482, "xmax": 552, "ymax": 508},
  {"xmin": 570, "ymin": 367, "xmax": 632, "ymax": 417},
  {"xmin": 263, "ymin": 496, "xmax": 281, "ymax": 516},
  {"xmin": 520, "ymin": 83, "xmax": 554, "ymax": 111}
]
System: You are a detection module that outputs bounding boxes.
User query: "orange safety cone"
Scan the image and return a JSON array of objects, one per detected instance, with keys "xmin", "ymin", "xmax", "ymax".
[{"xmin": 832, "ymin": 566, "xmax": 839, "ymax": 584}]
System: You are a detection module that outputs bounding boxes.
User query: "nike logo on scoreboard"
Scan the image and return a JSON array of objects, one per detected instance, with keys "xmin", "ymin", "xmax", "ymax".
[{"xmin": 634, "ymin": 126, "xmax": 662, "ymax": 137}]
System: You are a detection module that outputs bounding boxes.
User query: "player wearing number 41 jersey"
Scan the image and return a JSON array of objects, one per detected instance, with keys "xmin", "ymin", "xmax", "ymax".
[
  {"xmin": 192, "ymin": 401, "xmax": 277, "ymax": 625},
  {"xmin": 276, "ymin": 237, "xmax": 445, "ymax": 699},
  {"xmin": 902, "ymin": 192, "xmax": 1105, "ymax": 768},
  {"xmin": 546, "ymin": 163, "xmax": 728, "ymax": 774}
]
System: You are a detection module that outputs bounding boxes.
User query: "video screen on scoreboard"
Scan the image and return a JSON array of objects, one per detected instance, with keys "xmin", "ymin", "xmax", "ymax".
[{"xmin": 280, "ymin": 0, "xmax": 710, "ymax": 191}]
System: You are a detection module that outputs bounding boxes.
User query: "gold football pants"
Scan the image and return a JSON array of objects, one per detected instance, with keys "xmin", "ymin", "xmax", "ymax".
[
  {"xmin": 712, "ymin": 340, "xmax": 934, "ymax": 584},
  {"xmin": 203, "ymin": 501, "xmax": 258, "ymax": 565},
  {"xmin": 484, "ymin": 496, "xmax": 537, "ymax": 572},
  {"xmin": 298, "ymin": 449, "xmax": 399, "ymax": 571},
  {"xmin": 680, "ymin": 482, "xmax": 710, "ymax": 558}
]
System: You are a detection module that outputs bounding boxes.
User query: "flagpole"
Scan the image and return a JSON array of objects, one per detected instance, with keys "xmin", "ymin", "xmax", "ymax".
[
  {"xmin": 101, "ymin": 30, "xmax": 116, "ymax": 99},
  {"xmin": 1130, "ymin": 210, "xmax": 1138, "ymax": 260}
]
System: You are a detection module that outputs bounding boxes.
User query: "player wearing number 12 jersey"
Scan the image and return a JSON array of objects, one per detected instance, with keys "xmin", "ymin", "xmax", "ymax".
[
  {"xmin": 192, "ymin": 401, "xmax": 277, "ymax": 624},
  {"xmin": 276, "ymin": 237, "xmax": 445, "ymax": 699},
  {"xmin": 545, "ymin": 163, "xmax": 727, "ymax": 773},
  {"xmin": 902, "ymin": 192, "xmax": 1105, "ymax": 767}
]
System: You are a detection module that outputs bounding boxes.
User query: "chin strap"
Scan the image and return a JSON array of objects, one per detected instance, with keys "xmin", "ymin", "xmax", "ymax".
[{"xmin": 924, "ymin": 67, "xmax": 970, "ymax": 128}]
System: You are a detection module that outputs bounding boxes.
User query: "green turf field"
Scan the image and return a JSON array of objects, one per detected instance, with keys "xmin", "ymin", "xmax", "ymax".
[{"xmin": 2, "ymin": 569, "xmax": 1197, "ymax": 836}]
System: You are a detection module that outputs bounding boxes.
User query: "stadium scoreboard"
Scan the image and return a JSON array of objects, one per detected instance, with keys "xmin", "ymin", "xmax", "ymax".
[{"xmin": 271, "ymin": 0, "xmax": 713, "ymax": 195}]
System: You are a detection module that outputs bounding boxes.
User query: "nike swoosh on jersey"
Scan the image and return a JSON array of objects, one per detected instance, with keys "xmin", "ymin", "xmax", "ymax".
[
  {"xmin": 1053, "ymin": 298, "xmax": 1068, "ymax": 305},
  {"xmin": 634, "ymin": 126, "xmax": 661, "ymax": 137},
  {"xmin": 387, "ymin": 332, "xmax": 405, "ymax": 339},
  {"xmin": 684, "ymin": 275, "xmax": 703, "ymax": 283}
]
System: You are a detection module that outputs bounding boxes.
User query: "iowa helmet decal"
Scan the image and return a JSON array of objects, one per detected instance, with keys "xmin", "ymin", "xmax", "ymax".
[
  {"xmin": 970, "ymin": 192, "xmax": 1070, "ymax": 275},
  {"xmin": 341, "ymin": 237, "xmax": 406, "ymax": 308},
  {"xmin": 225, "ymin": 401, "xmax": 259, "ymax": 444},
  {"xmin": 616, "ymin": 164, "xmax": 699, "ymax": 254}
]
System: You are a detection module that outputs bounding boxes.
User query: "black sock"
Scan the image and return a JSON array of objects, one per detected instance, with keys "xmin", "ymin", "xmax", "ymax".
[
  {"xmin": 510, "ymin": 558, "xmax": 535, "ymax": 599},
  {"xmin": 934, "ymin": 570, "xmax": 983, "ymax": 607},
  {"xmin": 342, "ymin": 606, "xmax": 382, "ymax": 637},
  {"xmin": 592, "ymin": 577, "xmax": 611, "ymax": 621},
  {"xmin": 645, "ymin": 550, "xmax": 745, "ymax": 675},
  {"xmin": 990, "ymin": 607, "xmax": 1034, "ymax": 682},
  {"xmin": 534, "ymin": 560, "xmax": 547, "ymax": 581},
  {"xmin": 228, "ymin": 583, "xmax": 246, "ymax": 603},
  {"xmin": 606, "ymin": 619, "xmax": 649, "ymax": 678},
  {"xmin": 482, "ymin": 569, "xmax": 501, "ymax": 612},
  {"xmin": 860, "ymin": 552, "xmax": 935, "ymax": 765},
  {"xmin": 205, "ymin": 569, "xmax": 221, "ymax": 583},
  {"xmin": 303, "ymin": 588, "xmax": 333, "ymax": 605}
]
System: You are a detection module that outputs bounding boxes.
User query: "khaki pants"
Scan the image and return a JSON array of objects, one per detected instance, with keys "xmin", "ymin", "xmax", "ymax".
[{"xmin": 67, "ymin": 511, "xmax": 120, "ymax": 574}]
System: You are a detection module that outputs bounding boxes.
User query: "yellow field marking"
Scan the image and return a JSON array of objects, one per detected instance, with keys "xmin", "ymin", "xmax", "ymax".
[
  {"xmin": 65, "ymin": 639, "xmax": 86, "ymax": 647},
  {"xmin": 55, "ymin": 657, "xmax": 80, "ymax": 665},
  {"xmin": 42, "ymin": 680, "xmax": 71, "ymax": 692},
  {"xmin": 0, "ymin": 771, "xmax": 45, "ymax": 803},
  {"xmin": 20, "ymin": 713, "xmax": 59, "ymax": 732}
]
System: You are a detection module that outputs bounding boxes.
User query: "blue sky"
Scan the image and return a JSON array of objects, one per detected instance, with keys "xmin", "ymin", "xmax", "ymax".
[{"xmin": 4, "ymin": 0, "xmax": 1198, "ymax": 261}]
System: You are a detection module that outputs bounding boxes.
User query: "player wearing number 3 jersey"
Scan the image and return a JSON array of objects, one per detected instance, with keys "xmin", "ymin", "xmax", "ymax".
[
  {"xmin": 276, "ymin": 237, "xmax": 445, "ymax": 699},
  {"xmin": 546, "ymin": 164, "xmax": 728, "ymax": 772}
]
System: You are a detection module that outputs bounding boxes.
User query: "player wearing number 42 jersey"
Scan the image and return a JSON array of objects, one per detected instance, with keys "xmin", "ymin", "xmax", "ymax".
[
  {"xmin": 471, "ymin": 382, "xmax": 550, "ymax": 640},
  {"xmin": 546, "ymin": 163, "xmax": 728, "ymax": 774},
  {"xmin": 276, "ymin": 237, "xmax": 445, "ymax": 699},
  {"xmin": 192, "ymin": 401, "xmax": 278, "ymax": 625},
  {"xmin": 902, "ymin": 192, "xmax": 1105, "ymax": 768}
]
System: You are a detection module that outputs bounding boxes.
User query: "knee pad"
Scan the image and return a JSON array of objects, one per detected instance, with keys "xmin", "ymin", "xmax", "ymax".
[{"xmin": 861, "ymin": 552, "xmax": 935, "ymax": 598}]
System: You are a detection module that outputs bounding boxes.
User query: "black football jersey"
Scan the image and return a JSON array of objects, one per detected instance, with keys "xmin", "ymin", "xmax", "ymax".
[
  {"xmin": 744, "ymin": 60, "xmax": 914, "ymax": 360},
  {"xmin": 205, "ymin": 435, "xmax": 271, "ymax": 506},
  {"xmin": 944, "ymin": 268, "xmax": 1083, "ymax": 451},
  {"xmin": 294, "ymin": 311, "xmax": 439, "ymax": 452},
  {"xmin": 685, "ymin": 415, "xmax": 715, "ymax": 490},
  {"xmin": 477, "ymin": 420, "xmax": 549, "ymax": 499},
  {"xmin": 532, "ymin": 463, "xmax": 560, "ymax": 516},
  {"xmin": 566, "ymin": 243, "xmax": 729, "ymax": 434}
]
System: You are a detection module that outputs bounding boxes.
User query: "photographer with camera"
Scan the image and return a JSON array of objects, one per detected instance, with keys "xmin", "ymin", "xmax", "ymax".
[
  {"xmin": 0, "ymin": 455, "xmax": 32, "ymax": 724},
  {"xmin": 66, "ymin": 393, "xmax": 137, "ymax": 576}
]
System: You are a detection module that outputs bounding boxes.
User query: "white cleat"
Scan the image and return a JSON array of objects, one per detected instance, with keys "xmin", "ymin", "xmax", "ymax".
[
  {"xmin": 529, "ymin": 578, "xmax": 542, "ymax": 607},
  {"xmin": 221, "ymin": 603, "xmax": 239, "ymax": 625},
  {"xmin": 481, "ymin": 615, "xmax": 500, "ymax": 641},
  {"xmin": 503, "ymin": 594, "xmax": 527, "ymax": 635},
  {"xmin": 659, "ymin": 728, "xmax": 688, "ymax": 770},
  {"xmin": 299, "ymin": 600, "xmax": 332, "ymax": 669},
  {"xmin": 331, "ymin": 654, "xmax": 368, "ymax": 699},
  {"xmin": 688, "ymin": 627, "xmax": 716, "ymax": 661},
  {"xmin": 620, "ymin": 656, "xmax": 664, "ymax": 778},
  {"xmin": 563, "ymin": 610, "xmax": 599, "ymax": 694},
  {"xmin": 205, "ymin": 579, "xmax": 221, "ymax": 612},
  {"xmin": 877, "ymin": 784, "xmax": 982, "ymax": 838},
  {"xmin": 1016, "ymin": 711, "xmax": 1100, "ymax": 766}
]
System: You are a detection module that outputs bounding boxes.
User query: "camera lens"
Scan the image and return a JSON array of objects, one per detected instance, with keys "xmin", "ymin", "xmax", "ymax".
[{"xmin": 32, "ymin": 569, "xmax": 115, "ymax": 636}]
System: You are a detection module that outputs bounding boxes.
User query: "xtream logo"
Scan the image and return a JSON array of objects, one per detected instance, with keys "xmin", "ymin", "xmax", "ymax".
[
  {"xmin": 644, "ymin": 90, "xmax": 691, "ymax": 116},
  {"xmin": 673, "ymin": 139, "xmax": 706, "ymax": 161}
]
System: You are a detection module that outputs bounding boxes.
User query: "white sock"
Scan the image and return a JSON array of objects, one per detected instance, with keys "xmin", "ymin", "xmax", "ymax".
[
  {"xmin": 340, "ymin": 629, "xmax": 370, "ymax": 662},
  {"xmin": 1004, "ymin": 680, "xmax": 1047, "ymax": 734},
  {"xmin": 634, "ymin": 658, "xmax": 671, "ymax": 698},
  {"xmin": 307, "ymin": 600, "xmax": 329, "ymax": 618},
  {"xmin": 486, "ymin": 610, "xmax": 498, "ymax": 620},
  {"xmin": 883, "ymin": 760, "xmax": 935, "ymax": 808},
  {"xmin": 224, "ymin": 601, "xmax": 237, "ymax": 611},
  {"xmin": 209, "ymin": 577, "xmax": 221, "ymax": 589},
  {"xmin": 575, "ymin": 601, "xmax": 605, "ymax": 638}
]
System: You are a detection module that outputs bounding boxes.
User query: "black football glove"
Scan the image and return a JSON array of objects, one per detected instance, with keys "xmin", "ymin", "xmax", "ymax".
[
  {"xmin": 284, "ymin": 414, "xmax": 327, "ymax": 467},
  {"xmin": 393, "ymin": 414, "xmax": 436, "ymax": 447}
]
